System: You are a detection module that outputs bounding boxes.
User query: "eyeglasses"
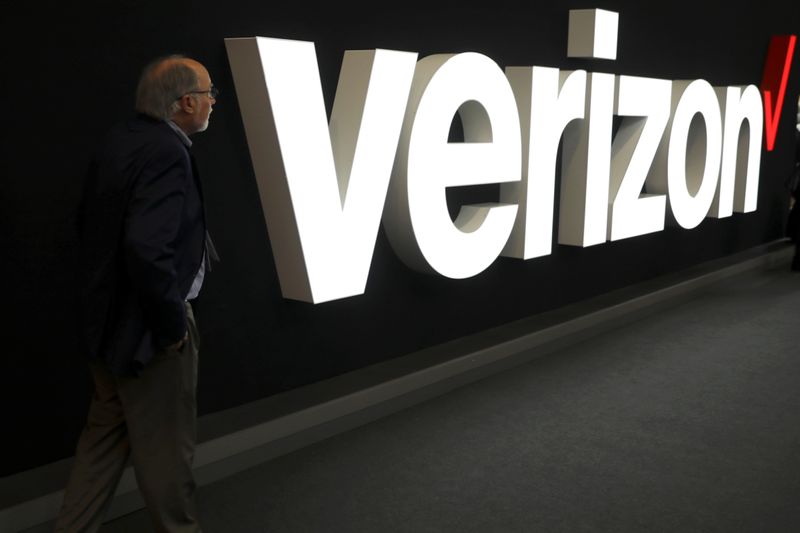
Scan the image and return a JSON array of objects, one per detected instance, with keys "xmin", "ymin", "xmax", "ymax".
[{"xmin": 179, "ymin": 86, "xmax": 220, "ymax": 99}]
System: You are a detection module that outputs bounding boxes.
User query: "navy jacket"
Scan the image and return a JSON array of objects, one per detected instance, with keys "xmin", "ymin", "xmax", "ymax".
[{"xmin": 78, "ymin": 115, "xmax": 206, "ymax": 376}]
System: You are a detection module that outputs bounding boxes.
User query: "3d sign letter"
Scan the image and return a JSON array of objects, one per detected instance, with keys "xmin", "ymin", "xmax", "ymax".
[
  {"xmin": 712, "ymin": 85, "xmax": 763, "ymax": 216},
  {"xmin": 502, "ymin": 67, "xmax": 586, "ymax": 259},
  {"xmin": 225, "ymin": 37, "xmax": 417, "ymax": 303},
  {"xmin": 383, "ymin": 53, "xmax": 521, "ymax": 278},
  {"xmin": 652, "ymin": 80, "xmax": 723, "ymax": 229},
  {"xmin": 608, "ymin": 76, "xmax": 670, "ymax": 241},
  {"xmin": 558, "ymin": 72, "xmax": 615, "ymax": 246}
]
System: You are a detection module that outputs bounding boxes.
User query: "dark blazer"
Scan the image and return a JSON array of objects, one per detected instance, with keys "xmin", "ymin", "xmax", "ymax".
[{"xmin": 78, "ymin": 115, "xmax": 206, "ymax": 376}]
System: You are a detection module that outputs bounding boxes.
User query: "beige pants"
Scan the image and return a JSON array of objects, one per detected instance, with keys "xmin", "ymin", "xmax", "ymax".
[{"xmin": 55, "ymin": 303, "xmax": 201, "ymax": 533}]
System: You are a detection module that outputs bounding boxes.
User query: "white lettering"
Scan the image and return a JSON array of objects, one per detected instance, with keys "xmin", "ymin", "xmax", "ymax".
[
  {"xmin": 608, "ymin": 75, "xmax": 671, "ymax": 241},
  {"xmin": 711, "ymin": 85, "xmax": 763, "ymax": 216},
  {"xmin": 225, "ymin": 37, "xmax": 417, "ymax": 303},
  {"xmin": 502, "ymin": 67, "xmax": 586, "ymax": 259},
  {"xmin": 383, "ymin": 53, "xmax": 521, "ymax": 279},
  {"xmin": 225, "ymin": 30, "xmax": 765, "ymax": 303},
  {"xmin": 559, "ymin": 72, "xmax": 615, "ymax": 247},
  {"xmin": 651, "ymin": 80, "xmax": 723, "ymax": 229}
]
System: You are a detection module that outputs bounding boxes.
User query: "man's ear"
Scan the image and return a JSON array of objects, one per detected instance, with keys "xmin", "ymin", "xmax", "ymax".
[{"xmin": 178, "ymin": 94, "xmax": 196, "ymax": 114}]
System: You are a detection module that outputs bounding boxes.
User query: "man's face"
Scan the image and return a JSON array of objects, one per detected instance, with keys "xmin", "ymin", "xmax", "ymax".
[{"xmin": 190, "ymin": 66, "xmax": 215, "ymax": 133}]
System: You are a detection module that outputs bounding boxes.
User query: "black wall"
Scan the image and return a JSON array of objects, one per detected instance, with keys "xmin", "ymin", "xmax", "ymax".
[{"xmin": 2, "ymin": 0, "xmax": 798, "ymax": 476}]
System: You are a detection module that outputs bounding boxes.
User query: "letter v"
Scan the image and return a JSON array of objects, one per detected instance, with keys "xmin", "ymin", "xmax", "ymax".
[
  {"xmin": 760, "ymin": 35, "xmax": 796, "ymax": 151},
  {"xmin": 225, "ymin": 37, "xmax": 417, "ymax": 303}
]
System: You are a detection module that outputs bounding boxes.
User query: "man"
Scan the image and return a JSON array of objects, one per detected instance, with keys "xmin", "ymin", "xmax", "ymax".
[
  {"xmin": 788, "ymin": 98, "xmax": 800, "ymax": 270},
  {"xmin": 55, "ymin": 55, "xmax": 216, "ymax": 532}
]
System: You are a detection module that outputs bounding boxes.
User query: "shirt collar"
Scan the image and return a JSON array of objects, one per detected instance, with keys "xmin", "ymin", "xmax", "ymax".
[{"xmin": 166, "ymin": 120, "xmax": 193, "ymax": 148}]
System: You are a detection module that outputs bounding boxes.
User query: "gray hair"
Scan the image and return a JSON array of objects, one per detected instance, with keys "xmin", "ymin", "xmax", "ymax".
[{"xmin": 135, "ymin": 55, "xmax": 199, "ymax": 120}]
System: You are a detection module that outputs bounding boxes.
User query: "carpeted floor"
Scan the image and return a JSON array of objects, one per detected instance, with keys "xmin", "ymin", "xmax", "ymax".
[{"xmin": 104, "ymin": 267, "xmax": 800, "ymax": 532}]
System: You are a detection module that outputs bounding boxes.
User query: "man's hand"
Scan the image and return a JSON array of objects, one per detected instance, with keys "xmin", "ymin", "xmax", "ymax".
[{"xmin": 169, "ymin": 332, "xmax": 189, "ymax": 352}]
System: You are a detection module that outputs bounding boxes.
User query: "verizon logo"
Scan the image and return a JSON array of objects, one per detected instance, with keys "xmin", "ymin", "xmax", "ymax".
[{"xmin": 225, "ymin": 10, "xmax": 792, "ymax": 304}]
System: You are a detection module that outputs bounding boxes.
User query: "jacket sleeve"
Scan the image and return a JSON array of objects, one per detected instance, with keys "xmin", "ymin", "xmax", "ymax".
[{"xmin": 123, "ymin": 142, "xmax": 189, "ymax": 349}]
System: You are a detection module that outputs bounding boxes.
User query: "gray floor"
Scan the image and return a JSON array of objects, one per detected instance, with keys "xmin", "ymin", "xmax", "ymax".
[{"xmin": 105, "ymin": 266, "xmax": 800, "ymax": 533}]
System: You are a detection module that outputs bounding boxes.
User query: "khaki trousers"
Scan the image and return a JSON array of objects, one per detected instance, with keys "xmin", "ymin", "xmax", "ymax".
[{"xmin": 55, "ymin": 303, "xmax": 201, "ymax": 533}]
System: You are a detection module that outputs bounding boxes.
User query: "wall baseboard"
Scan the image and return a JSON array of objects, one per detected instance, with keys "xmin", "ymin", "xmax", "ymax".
[{"xmin": 3, "ymin": 240, "xmax": 793, "ymax": 533}]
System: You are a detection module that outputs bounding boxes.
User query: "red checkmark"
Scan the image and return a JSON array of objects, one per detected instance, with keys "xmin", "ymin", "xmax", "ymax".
[{"xmin": 760, "ymin": 35, "xmax": 796, "ymax": 152}]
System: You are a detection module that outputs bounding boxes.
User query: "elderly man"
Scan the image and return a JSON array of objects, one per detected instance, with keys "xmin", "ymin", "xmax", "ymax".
[{"xmin": 56, "ymin": 55, "xmax": 216, "ymax": 532}]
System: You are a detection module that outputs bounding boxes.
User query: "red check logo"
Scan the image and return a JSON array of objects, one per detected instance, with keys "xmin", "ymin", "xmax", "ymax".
[{"xmin": 760, "ymin": 35, "xmax": 796, "ymax": 151}]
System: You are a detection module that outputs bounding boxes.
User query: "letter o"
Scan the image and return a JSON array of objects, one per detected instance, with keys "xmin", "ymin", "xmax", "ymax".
[{"xmin": 667, "ymin": 79, "xmax": 722, "ymax": 229}]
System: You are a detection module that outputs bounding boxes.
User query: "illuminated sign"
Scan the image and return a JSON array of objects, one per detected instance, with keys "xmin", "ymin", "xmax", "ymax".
[
  {"xmin": 761, "ymin": 35, "xmax": 797, "ymax": 151},
  {"xmin": 226, "ymin": 9, "xmax": 767, "ymax": 304}
]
